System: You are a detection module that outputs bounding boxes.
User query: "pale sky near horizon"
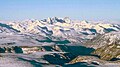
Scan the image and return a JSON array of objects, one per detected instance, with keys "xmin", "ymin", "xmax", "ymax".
[{"xmin": 0, "ymin": 0, "xmax": 120, "ymax": 21}]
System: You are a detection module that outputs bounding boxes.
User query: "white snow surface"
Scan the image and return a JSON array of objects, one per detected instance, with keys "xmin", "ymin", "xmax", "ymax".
[{"xmin": 0, "ymin": 17, "xmax": 120, "ymax": 45}]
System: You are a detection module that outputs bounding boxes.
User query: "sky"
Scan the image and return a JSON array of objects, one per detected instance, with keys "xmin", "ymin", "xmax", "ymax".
[{"xmin": 0, "ymin": 0, "xmax": 120, "ymax": 21}]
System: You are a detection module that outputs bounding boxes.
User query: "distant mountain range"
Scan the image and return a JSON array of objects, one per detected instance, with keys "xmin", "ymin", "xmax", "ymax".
[{"xmin": 0, "ymin": 17, "xmax": 120, "ymax": 46}]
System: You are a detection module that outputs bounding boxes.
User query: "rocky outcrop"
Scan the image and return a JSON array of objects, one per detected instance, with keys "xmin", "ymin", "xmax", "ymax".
[
  {"xmin": 69, "ymin": 56, "xmax": 102, "ymax": 65},
  {"xmin": 0, "ymin": 46, "xmax": 46, "ymax": 54},
  {"xmin": 0, "ymin": 46, "xmax": 23, "ymax": 53},
  {"xmin": 92, "ymin": 43, "xmax": 120, "ymax": 60},
  {"xmin": 67, "ymin": 55, "xmax": 120, "ymax": 67}
]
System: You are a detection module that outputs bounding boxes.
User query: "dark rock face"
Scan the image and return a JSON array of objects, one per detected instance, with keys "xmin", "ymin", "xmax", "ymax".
[
  {"xmin": 0, "ymin": 46, "xmax": 23, "ymax": 53},
  {"xmin": 13, "ymin": 46, "xmax": 23, "ymax": 53},
  {"xmin": 0, "ymin": 47, "xmax": 5, "ymax": 53}
]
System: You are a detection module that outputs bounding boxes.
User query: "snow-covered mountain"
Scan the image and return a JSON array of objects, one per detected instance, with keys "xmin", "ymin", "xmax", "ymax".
[
  {"xmin": 0, "ymin": 22, "xmax": 19, "ymax": 33},
  {"xmin": 85, "ymin": 31, "xmax": 120, "ymax": 49},
  {"xmin": 0, "ymin": 17, "xmax": 119, "ymax": 47},
  {"xmin": 6, "ymin": 17, "xmax": 120, "ymax": 43}
]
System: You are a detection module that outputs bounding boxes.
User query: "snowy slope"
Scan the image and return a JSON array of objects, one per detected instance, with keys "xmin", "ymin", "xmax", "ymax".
[
  {"xmin": 8, "ymin": 17, "xmax": 120, "ymax": 42},
  {"xmin": 0, "ymin": 17, "xmax": 119, "ymax": 46},
  {"xmin": 85, "ymin": 31, "xmax": 120, "ymax": 49}
]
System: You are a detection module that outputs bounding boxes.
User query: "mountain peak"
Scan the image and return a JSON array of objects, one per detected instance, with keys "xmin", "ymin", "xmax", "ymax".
[
  {"xmin": 81, "ymin": 20, "xmax": 89, "ymax": 24},
  {"xmin": 64, "ymin": 17, "xmax": 71, "ymax": 23}
]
